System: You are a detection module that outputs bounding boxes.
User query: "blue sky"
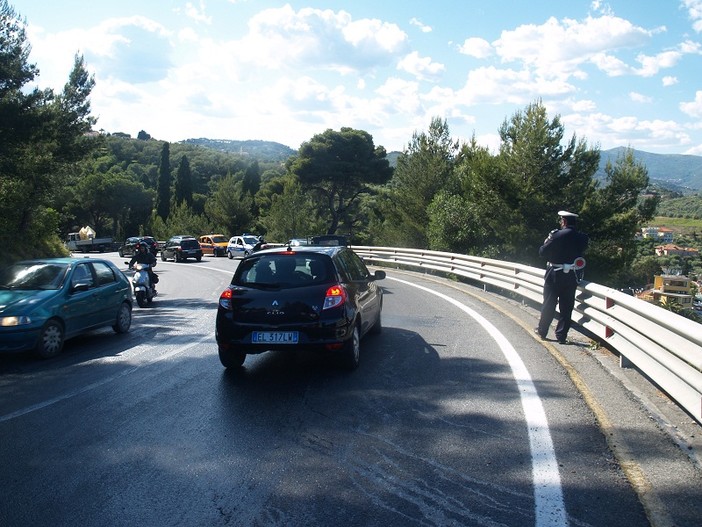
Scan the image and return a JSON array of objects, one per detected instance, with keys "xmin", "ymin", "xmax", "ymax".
[{"xmin": 17, "ymin": 0, "xmax": 702, "ymax": 155}]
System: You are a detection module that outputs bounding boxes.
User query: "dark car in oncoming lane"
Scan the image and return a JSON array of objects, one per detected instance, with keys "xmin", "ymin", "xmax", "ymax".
[{"xmin": 215, "ymin": 244, "xmax": 385, "ymax": 370}]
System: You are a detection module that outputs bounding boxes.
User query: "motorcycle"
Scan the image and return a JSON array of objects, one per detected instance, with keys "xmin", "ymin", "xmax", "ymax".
[{"xmin": 125, "ymin": 261, "xmax": 157, "ymax": 307}]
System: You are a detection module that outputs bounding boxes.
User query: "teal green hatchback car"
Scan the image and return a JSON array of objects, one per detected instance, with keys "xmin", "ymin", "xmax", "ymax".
[{"xmin": 0, "ymin": 258, "xmax": 133, "ymax": 358}]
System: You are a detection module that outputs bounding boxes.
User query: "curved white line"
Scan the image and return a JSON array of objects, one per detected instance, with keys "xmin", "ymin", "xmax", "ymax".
[{"xmin": 389, "ymin": 276, "xmax": 567, "ymax": 527}]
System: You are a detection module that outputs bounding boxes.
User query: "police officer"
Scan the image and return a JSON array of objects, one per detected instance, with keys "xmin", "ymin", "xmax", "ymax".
[{"xmin": 535, "ymin": 210, "xmax": 589, "ymax": 343}]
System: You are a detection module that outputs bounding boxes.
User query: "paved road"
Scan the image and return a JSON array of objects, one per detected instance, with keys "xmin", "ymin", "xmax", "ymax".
[{"xmin": 0, "ymin": 254, "xmax": 700, "ymax": 526}]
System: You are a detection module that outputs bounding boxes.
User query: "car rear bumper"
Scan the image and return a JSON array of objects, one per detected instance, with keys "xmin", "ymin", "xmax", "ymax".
[{"xmin": 215, "ymin": 317, "xmax": 354, "ymax": 354}]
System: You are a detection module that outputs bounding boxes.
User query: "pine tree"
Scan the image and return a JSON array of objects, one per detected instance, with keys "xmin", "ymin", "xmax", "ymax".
[
  {"xmin": 174, "ymin": 154, "xmax": 193, "ymax": 206},
  {"xmin": 156, "ymin": 142, "xmax": 171, "ymax": 221}
]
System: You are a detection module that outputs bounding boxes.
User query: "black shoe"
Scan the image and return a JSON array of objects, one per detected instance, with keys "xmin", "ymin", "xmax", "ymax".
[
  {"xmin": 534, "ymin": 328, "xmax": 546, "ymax": 340},
  {"xmin": 556, "ymin": 337, "xmax": 569, "ymax": 344}
]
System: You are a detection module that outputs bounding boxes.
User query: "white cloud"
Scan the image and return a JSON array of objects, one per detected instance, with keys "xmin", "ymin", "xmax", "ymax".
[
  {"xmin": 633, "ymin": 50, "xmax": 682, "ymax": 77},
  {"xmin": 680, "ymin": 90, "xmax": 702, "ymax": 117},
  {"xmin": 234, "ymin": 6, "xmax": 408, "ymax": 72},
  {"xmin": 630, "ymin": 92, "xmax": 653, "ymax": 103},
  {"xmin": 662, "ymin": 75, "xmax": 678, "ymax": 86},
  {"xmin": 682, "ymin": 0, "xmax": 702, "ymax": 32},
  {"xmin": 458, "ymin": 38, "xmax": 493, "ymax": 59},
  {"xmin": 397, "ymin": 51, "xmax": 445, "ymax": 81},
  {"xmin": 182, "ymin": 1, "xmax": 212, "ymax": 25},
  {"xmin": 409, "ymin": 17, "xmax": 432, "ymax": 33}
]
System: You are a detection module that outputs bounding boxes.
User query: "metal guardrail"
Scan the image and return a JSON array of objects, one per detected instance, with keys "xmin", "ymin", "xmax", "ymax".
[{"xmin": 354, "ymin": 246, "xmax": 702, "ymax": 425}]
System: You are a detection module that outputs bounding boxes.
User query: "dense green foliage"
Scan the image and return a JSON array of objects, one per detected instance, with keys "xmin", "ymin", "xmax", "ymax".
[
  {"xmin": 3, "ymin": 3, "xmax": 698, "ymax": 292},
  {"xmin": 1, "ymin": 0, "xmax": 98, "ymax": 259},
  {"xmin": 656, "ymin": 195, "xmax": 702, "ymax": 219}
]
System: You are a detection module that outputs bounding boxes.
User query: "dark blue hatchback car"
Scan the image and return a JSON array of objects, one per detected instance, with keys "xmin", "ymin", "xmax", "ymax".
[{"xmin": 216, "ymin": 245, "xmax": 385, "ymax": 370}]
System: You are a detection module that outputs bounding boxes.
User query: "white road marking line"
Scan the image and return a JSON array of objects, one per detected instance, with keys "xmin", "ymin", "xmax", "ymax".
[{"xmin": 389, "ymin": 276, "xmax": 568, "ymax": 527}]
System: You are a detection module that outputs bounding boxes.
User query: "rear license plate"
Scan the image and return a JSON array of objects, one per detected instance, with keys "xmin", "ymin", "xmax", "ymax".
[{"xmin": 252, "ymin": 331, "xmax": 299, "ymax": 344}]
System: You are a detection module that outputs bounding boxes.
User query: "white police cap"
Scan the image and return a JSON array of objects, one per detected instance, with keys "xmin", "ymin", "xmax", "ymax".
[{"xmin": 558, "ymin": 210, "xmax": 579, "ymax": 218}]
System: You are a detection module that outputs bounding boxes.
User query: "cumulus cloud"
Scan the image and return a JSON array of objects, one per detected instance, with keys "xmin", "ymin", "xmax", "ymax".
[
  {"xmin": 493, "ymin": 14, "xmax": 657, "ymax": 82},
  {"xmin": 235, "ymin": 6, "xmax": 409, "ymax": 72},
  {"xmin": 630, "ymin": 92, "xmax": 653, "ymax": 103},
  {"xmin": 680, "ymin": 90, "xmax": 702, "ymax": 117},
  {"xmin": 682, "ymin": 0, "xmax": 702, "ymax": 32},
  {"xmin": 410, "ymin": 17, "xmax": 432, "ymax": 33},
  {"xmin": 181, "ymin": 1, "xmax": 212, "ymax": 25},
  {"xmin": 458, "ymin": 38, "xmax": 493, "ymax": 59},
  {"xmin": 397, "ymin": 51, "xmax": 445, "ymax": 81}
]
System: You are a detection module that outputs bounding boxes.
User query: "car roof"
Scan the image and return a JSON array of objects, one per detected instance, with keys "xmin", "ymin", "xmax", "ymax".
[
  {"xmin": 251, "ymin": 245, "xmax": 344, "ymax": 258},
  {"xmin": 14, "ymin": 257, "xmax": 114, "ymax": 265}
]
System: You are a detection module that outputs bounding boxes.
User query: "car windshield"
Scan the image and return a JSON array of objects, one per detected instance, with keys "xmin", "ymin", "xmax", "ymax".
[
  {"xmin": 0, "ymin": 262, "xmax": 69, "ymax": 290},
  {"xmin": 234, "ymin": 254, "xmax": 330, "ymax": 288},
  {"xmin": 180, "ymin": 239, "xmax": 199, "ymax": 249},
  {"xmin": 243, "ymin": 236, "xmax": 259, "ymax": 245},
  {"xmin": 211, "ymin": 236, "xmax": 228, "ymax": 243}
]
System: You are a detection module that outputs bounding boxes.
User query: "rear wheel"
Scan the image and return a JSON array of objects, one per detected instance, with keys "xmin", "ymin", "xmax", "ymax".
[
  {"xmin": 136, "ymin": 291, "xmax": 148, "ymax": 308},
  {"xmin": 113, "ymin": 302, "xmax": 132, "ymax": 333},
  {"xmin": 35, "ymin": 320, "xmax": 64, "ymax": 359},
  {"xmin": 227, "ymin": 251, "xmax": 233, "ymax": 259},
  {"xmin": 340, "ymin": 324, "xmax": 360, "ymax": 370},
  {"xmin": 161, "ymin": 252, "xmax": 167, "ymax": 261},
  {"xmin": 218, "ymin": 346, "xmax": 246, "ymax": 368}
]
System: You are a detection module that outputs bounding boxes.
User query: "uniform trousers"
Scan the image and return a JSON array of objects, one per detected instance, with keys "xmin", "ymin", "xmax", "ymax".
[{"xmin": 537, "ymin": 267, "xmax": 578, "ymax": 341}]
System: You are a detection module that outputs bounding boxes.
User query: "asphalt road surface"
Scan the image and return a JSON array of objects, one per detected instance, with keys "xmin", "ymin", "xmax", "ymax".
[{"xmin": 1, "ymin": 253, "xmax": 700, "ymax": 526}]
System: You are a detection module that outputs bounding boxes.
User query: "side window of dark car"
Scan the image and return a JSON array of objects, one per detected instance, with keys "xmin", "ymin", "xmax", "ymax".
[
  {"xmin": 92, "ymin": 262, "xmax": 116, "ymax": 286},
  {"xmin": 347, "ymin": 250, "xmax": 370, "ymax": 280},
  {"xmin": 335, "ymin": 250, "xmax": 366, "ymax": 281}
]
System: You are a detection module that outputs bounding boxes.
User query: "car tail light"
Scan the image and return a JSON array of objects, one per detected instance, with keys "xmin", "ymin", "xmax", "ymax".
[
  {"xmin": 219, "ymin": 288, "xmax": 233, "ymax": 309},
  {"xmin": 323, "ymin": 284, "xmax": 347, "ymax": 310}
]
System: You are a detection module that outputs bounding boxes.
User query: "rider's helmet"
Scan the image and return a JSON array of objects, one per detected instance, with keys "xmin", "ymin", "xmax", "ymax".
[{"xmin": 137, "ymin": 242, "xmax": 146, "ymax": 252}]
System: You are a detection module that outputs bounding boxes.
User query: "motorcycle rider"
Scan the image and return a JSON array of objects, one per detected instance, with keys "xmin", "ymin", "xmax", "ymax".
[{"xmin": 129, "ymin": 242, "xmax": 158, "ymax": 292}]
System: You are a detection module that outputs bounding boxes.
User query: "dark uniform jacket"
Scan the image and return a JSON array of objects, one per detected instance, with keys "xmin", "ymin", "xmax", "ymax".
[{"xmin": 539, "ymin": 226, "xmax": 589, "ymax": 266}]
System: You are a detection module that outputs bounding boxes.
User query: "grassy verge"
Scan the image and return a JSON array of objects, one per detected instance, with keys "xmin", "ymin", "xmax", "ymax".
[{"xmin": 652, "ymin": 217, "xmax": 702, "ymax": 235}]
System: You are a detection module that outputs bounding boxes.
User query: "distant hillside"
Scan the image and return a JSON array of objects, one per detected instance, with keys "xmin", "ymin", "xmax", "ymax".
[
  {"xmin": 180, "ymin": 140, "xmax": 701, "ymax": 192},
  {"xmin": 598, "ymin": 147, "xmax": 702, "ymax": 193},
  {"xmin": 182, "ymin": 138, "xmax": 296, "ymax": 163}
]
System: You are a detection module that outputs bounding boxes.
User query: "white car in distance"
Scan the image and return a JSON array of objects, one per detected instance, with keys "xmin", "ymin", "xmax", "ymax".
[{"xmin": 226, "ymin": 235, "xmax": 259, "ymax": 259}]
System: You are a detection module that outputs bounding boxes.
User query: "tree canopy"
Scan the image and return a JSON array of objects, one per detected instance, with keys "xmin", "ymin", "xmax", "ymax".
[
  {"xmin": 287, "ymin": 127, "xmax": 393, "ymax": 235},
  {"xmin": 1, "ymin": 0, "xmax": 98, "ymax": 259}
]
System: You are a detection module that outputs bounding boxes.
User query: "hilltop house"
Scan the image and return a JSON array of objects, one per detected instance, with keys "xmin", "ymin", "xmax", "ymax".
[
  {"xmin": 640, "ymin": 226, "xmax": 674, "ymax": 243},
  {"xmin": 655, "ymin": 244, "xmax": 700, "ymax": 257}
]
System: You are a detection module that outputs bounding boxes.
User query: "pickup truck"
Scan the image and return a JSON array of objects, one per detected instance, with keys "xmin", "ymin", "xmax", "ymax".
[{"xmin": 65, "ymin": 232, "xmax": 116, "ymax": 253}]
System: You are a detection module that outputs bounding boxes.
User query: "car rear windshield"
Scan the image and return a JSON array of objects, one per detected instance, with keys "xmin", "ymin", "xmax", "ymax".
[
  {"xmin": 234, "ymin": 254, "xmax": 332, "ymax": 288},
  {"xmin": 180, "ymin": 239, "xmax": 199, "ymax": 249}
]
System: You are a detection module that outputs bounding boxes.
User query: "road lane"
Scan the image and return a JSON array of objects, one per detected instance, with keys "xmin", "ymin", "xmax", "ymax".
[{"xmin": 0, "ymin": 254, "xmax": 695, "ymax": 526}]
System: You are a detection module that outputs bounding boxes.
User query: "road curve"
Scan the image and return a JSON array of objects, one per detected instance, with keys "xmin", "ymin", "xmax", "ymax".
[{"xmin": 0, "ymin": 253, "xmax": 699, "ymax": 526}]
